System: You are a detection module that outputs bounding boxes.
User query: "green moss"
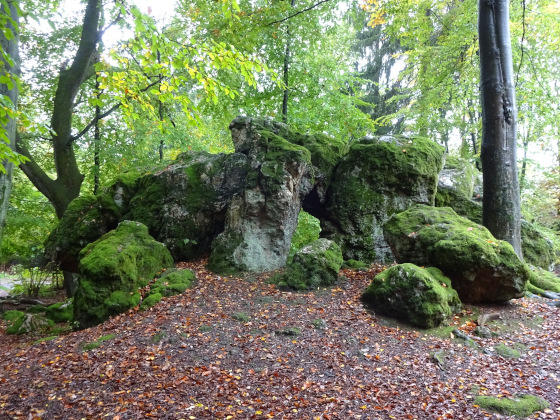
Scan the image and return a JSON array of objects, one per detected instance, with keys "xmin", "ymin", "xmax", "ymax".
[
  {"xmin": 342, "ymin": 259, "xmax": 369, "ymax": 270},
  {"xmin": 231, "ymin": 312, "xmax": 251, "ymax": 322},
  {"xmin": 435, "ymin": 186, "xmax": 482, "ymax": 224},
  {"xmin": 521, "ymin": 220, "xmax": 560, "ymax": 270},
  {"xmin": 3, "ymin": 311, "xmax": 53, "ymax": 335},
  {"xmin": 495, "ymin": 342, "xmax": 522, "ymax": 358},
  {"xmin": 288, "ymin": 211, "xmax": 321, "ymax": 262},
  {"xmin": 324, "ymin": 135, "xmax": 444, "ymax": 262},
  {"xmin": 73, "ymin": 221, "xmax": 172, "ymax": 328},
  {"xmin": 45, "ymin": 299, "xmax": 73, "ymax": 323},
  {"xmin": 276, "ymin": 239, "xmax": 343, "ymax": 290},
  {"xmin": 362, "ymin": 264, "xmax": 461, "ymax": 328},
  {"xmin": 474, "ymin": 394, "xmax": 549, "ymax": 418},
  {"xmin": 527, "ymin": 266, "xmax": 560, "ymax": 294},
  {"xmin": 140, "ymin": 292, "xmax": 162, "ymax": 310},
  {"xmin": 440, "ymin": 156, "xmax": 477, "ymax": 198},
  {"xmin": 208, "ymin": 231, "xmax": 246, "ymax": 275},
  {"xmin": 150, "ymin": 269, "xmax": 195, "ymax": 297},
  {"xmin": 82, "ymin": 334, "xmax": 116, "ymax": 351},
  {"xmin": 383, "ymin": 205, "xmax": 529, "ymax": 303}
]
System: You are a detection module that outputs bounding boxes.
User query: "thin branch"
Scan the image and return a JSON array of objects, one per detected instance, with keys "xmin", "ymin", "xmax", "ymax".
[
  {"xmin": 267, "ymin": 0, "xmax": 332, "ymax": 26},
  {"xmin": 68, "ymin": 78, "xmax": 162, "ymax": 144}
]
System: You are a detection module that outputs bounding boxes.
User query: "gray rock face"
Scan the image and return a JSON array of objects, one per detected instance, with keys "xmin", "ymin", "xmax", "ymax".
[
  {"xmin": 321, "ymin": 135, "xmax": 444, "ymax": 263},
  {"xmin": 208, "ymin": 117, "xmax": 313, "ymax": 273},
  {"xmin": 126, "ymin": 151, "xmax": 250, "ymax": 260}
]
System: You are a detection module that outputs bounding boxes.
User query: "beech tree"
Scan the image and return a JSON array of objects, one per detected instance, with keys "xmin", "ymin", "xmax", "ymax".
[
  {"xmin": 478, "ymin": 0, "xmax": 522, "ymax": 256},
  {"xmin": 0, "ymin": 0, "xmax": 20, "ymax": 239}
]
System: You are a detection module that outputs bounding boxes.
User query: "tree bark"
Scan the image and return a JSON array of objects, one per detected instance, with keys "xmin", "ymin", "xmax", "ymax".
[
  {"xmin": 17, "ymin": 0, "xmax": 101, "ymax": 218},
  {"xmin": 478, "ymin": 0, "xmax": 522, "ymax": 257},
  {"xmin": 0, "ymin": 0, "xmax": 19, "ymax": 240}
]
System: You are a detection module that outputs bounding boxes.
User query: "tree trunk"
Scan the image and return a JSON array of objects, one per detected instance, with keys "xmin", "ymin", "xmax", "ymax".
[
  {"xmin": 16, "ymin": 0, "xmax": 101, "ymax": 219},
  {"xmin": 478, "ymin": 0, "xmax": 522, "ymax": 257},
  {"xmin": 93, "ymin": 76, "xmax": 101, "ymax": 195},
  {"xmin": 0, "ymin": 0, "xmax": 19, "ymax": 240},
  {"xmin": 281, "ymin": 0, "xmax": 295, "ymax": 123}
]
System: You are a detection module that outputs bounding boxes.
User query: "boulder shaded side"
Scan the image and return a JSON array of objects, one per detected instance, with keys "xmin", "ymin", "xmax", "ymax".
[
  {"xmin": 362, "ymin": 263, "xmax": 461, "ymax": 328},
  {"xmin": 73, "ymin": 221, "xmax": 173, "ymax": 328},
  {"xmin": 521, "ymin": 220, "xmax": 559, "ymax": 270},
  {"xmin": 383, "ymin": 205, "xmax": 528, "ymax": 303},
  {"xmin": 126, "ymin": 151, "xmax": 250, "ymax": 261},
  {"xmin": 322, "ymin": 135, "xmax": 444, "ymax": 263},
  {"xmin": 275, "ymin": 238, "xmax": 343, "ymax": 290}
]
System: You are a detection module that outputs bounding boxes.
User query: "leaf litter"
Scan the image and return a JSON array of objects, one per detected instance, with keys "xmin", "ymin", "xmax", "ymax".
[{"xmin": 0, "ymin": 261, "xmax": 559, "ymax": 419}]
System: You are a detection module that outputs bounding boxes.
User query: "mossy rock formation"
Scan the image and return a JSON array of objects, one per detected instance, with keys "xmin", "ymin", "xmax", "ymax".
[
  {"xmin": 125, "ymin": 151, "xmax": 250, "ymax": 260},
  {"xmin": 362, "ymin": 263, "xmax": 461, "ymax": 328},
  {"xmin": 274, "ymin": 238, "xmax": 343, "ymax": 290},
  {"xmin": 383, "ymin": 205, "xmax": 529, "ymax": 303},
  {"xmin": 520, "ymin": 220, "xmax": 560, "ymax": 270},
  {"xmin": 322, "ymin": 135, "xmax": 444, "ymax": 263},
  {"xmin": 45, "ymin": 299, "xmax": 74, "ymax": 323},
  {"xmin": 209, "ymin": 117, "xmax": 341, "ymax": 274},
  {"xmin": 148, "ymin": 268, "xmax": 195, "ymax": 297},
  {"xmin": 3, "ymin": 310, "xmax": 54, "ymax": 335},
  {"xmin": 474, "ymin": 394, "xmax": 549, "ymax": 418},
  {"xmin": 527, "ymin": 266, "xmax": 560, "ymax": 295},
  {"xmin": 73, "ymin": 220, "xmax": 173, "ymax": 328},
  {"xmin": 435, "ymin": 156, "xmax": 482, "ymax": 224}
]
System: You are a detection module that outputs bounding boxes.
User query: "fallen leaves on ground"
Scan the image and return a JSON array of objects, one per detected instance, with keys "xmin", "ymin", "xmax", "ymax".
[{"xmin": 0, "ymin": 261, "xmax": 559, "ymax": 419}]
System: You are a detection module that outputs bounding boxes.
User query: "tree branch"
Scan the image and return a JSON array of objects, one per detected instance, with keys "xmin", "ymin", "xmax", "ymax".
[
  {"xmin": 267, "ymin": 0, "xmax": 332, "ymax": 26},
  {"xmin": 15, "ymin": 134, "xmax": 56, "ymax": 202},
  {"xmin": 68, "ymin": 78, "xmax": 162, "ymax": 144}
]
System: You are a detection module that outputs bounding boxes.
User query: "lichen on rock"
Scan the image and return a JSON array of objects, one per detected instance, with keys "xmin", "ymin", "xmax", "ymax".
[
  {"xmin": 274, "ymin": 238, "xmax": 343, "ymax": 290},
  {"xmin": 383, "ymin": 204, "xmax": 529, "ymax": 303},
  {"xmin": 362, "ymin": 263, "xmax": 461, "ymax": 328},
  {"xmin": 521, "ymin": 220, "xmax": 560, "ymax": 270},
  {"xmin": 73, "ymin": 220, "xmax": 173, "ymax": 328},
  {"xmin": 322, "ymin": 135, "xmax": 444, "ymax": 263}
]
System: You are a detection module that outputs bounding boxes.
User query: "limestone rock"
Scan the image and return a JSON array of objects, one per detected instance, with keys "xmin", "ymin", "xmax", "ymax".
[
  {"xmin": 125, "ymin": 151, "xmax": 250, "ymax": 260},
  {"xmin": 521, "ymin": 220, "xmax": 560, "ymax": 270},
  {"xmin": 322, "ymin": 135, "xmax": 444, "ymax": 262},
  {"xmin": 208, "ymin": 117, "xmax": 314, "ymax": 273},
  {"xmin": 275, "ymin": 238, "xmax": 343, "ymax": 290},
  {"xmin": 362, "ymin": 263, "xmax": 461, "ymax": 328},
  {"xmin": 73, "ymin": 220, "xmax": 173, "ymax": 328},
  {"xmin": 383, "ymin": 205, "xmax": 529, "ymax": 303}
]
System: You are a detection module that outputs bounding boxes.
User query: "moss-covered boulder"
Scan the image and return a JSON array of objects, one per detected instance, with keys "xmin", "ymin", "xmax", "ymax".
[
  {"xmin": 383, "ymin": 205, "xmax": 529, "ymax": 303},
  {"xmin": 521, "ymin": 220, "xmax": 560, "ymax": 270},
  {"xmin": 362, "ymin": 264, "xmax": 461, "ymax": 328},
  {"xmin": 322, "ymin": 135, "xmax": 444, "ymax": 263},
  {"xmin": 274, "ymin": 238, "xmax": 343, "ymax": 290},
  {"xmin": 44, "ymin": 172, "xmax": 141, "ymax": 272},
  {"xmin": 527, "ymin": 266, "xmax": 560, "ymax": 295},
  {"xmin": 149, "ymin": 268, "xmax": 195, "ymax": 297},
  {"xmin": 45, "ymin": 299, "xmax": 73, "ymax": 323},
  {"xmin": 435, "ymin": 156, "xmax": 482, "ymax": 224},
  {"xmin": 3, "ymin": 310, "xmax": 53, "ymax": 335},
  {"xmin": 73, "ymin": 220, "xmax": 173, "ymax": 328},
  {"xmin": 209, "ymin": 117, "xmax": 314, "ymax": 274},
  {"xmin": 126, "ymin": 151, "xmax": 250, "ymax": 260}
]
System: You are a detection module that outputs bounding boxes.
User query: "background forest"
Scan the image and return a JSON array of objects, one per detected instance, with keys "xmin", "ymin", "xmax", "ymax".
[{"xmin": 1, "ymin": 0, "xmax": 559, "ymax": 266}]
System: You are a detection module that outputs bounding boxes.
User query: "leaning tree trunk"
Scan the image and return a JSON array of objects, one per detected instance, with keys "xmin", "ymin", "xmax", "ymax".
[
  {"xmin": 0, "ymin": 0, "xmax": 19, "ymax": 240},
  {"xmin": 281, "ymin": 0, "xmax": 295, "ymax": 123},
  {"xmin": 478, "ymin": 0, "xmax": 522, "ymax": 257},
  {"xmin": 16, "ymin": 0, "xmax": 100, "ymax": 219}
]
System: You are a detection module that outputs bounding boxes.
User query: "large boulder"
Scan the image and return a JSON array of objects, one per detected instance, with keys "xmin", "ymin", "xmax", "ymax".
[
  {"xmin": 362, "ymin": 263, "xmax": 461, "ymax": 328},
  {"xmin": 125, "ymin": 151, "xmax": 250, "ymax": 260},
  {"xmin": 435, "ymin": 157, "xmax": 482, "ymax": 224},
  {"xmin": 274, "ymin": 238, "xmax": 343, "ymax": 290},
  {"xmin": 73, "ymin": 220, "xmax": 173, "ymax": 328},
  {"xmin": 322, "ymin": 135, "xmax": 444, "ymax": 262},
  {"xmin": 44, "ymin": 172, "xmax": 139, "ymax": 272},
  {"xmin": 521, "ymin": 220, "xmax": 560, "ymax": 270},
  {"xmin": 208, "ymin": 117, "xmax": 315, "ymax": 273},
  {"xmin": 383, "ymin": 205, "xmax": 529, "ymax": 303}
]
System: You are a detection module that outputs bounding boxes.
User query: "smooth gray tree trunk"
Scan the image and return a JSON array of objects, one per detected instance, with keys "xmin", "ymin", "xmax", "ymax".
[
  {"xmin": 0, "ymin": 0, "xmax": 19, "ymax": 241},
  {"xmin": 478, "ymin": 0, "xmax": 522, "ymax": 257}
]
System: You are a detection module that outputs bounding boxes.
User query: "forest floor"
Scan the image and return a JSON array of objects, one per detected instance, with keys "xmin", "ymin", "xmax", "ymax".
[{"xmin": 0, "ymin": 261, "xmax": 559, "ymax": 419}]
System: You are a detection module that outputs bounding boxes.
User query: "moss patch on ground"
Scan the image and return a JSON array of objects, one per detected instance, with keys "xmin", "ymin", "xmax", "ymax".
[
  {"xmin": 474, "ymin": 394, "xmax": 549, "ymax": 418},
  {"xmin": 82, "ymin": 334, "xmax": 116, "ymax": 351}
]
